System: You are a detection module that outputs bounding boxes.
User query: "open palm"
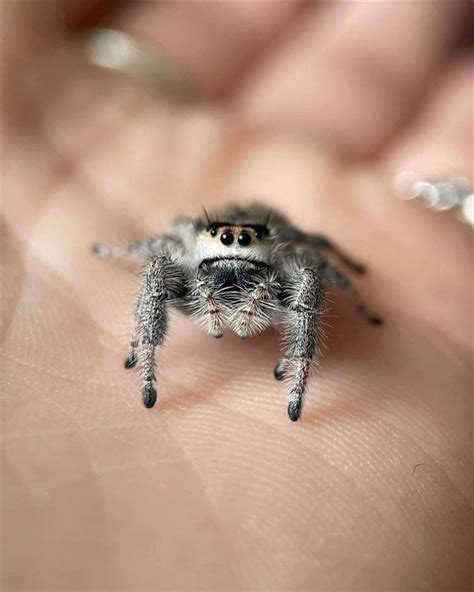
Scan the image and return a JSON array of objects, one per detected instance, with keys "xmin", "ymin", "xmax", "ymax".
[{"xmin": 2, "ymin": 2, "xmax": 472, "ymax": 590}]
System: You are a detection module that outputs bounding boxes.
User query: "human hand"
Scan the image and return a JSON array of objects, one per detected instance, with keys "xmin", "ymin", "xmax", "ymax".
[{"xmin": 3, "ymin": 2, "xmax": 472, "ymax": 590}]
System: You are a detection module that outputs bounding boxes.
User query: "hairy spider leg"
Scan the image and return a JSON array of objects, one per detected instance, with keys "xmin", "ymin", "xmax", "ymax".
[
  {"xmin": 322, "ymin": 263, "xmax": 382, "ymax": 325},
  {"xmin": 91, "ymin": 234, "xmax": 183, "ymax": 260},
  {"xmin": 279, "ymin": 263, "xmax": 325, "ymax": 421},
  {"xmin": 273, "ymin": 358, "xmax": 289, "ymax": 381},
  {"xmin": 133, "ymin": 257, "xmax": 172, "ymax": 408},
  {"xmin": 306, "ymin": 233, "xmax": 366, "ymax": 274}
]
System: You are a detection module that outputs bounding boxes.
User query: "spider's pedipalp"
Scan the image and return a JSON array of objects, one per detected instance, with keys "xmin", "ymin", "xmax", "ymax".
[
  {"xmin": 188, "ymin": 276, "xmax": 229, "ymax": 338},
  {"xmin": 229, "ymin": 270, "xmax": 280, "ymax": 339}
]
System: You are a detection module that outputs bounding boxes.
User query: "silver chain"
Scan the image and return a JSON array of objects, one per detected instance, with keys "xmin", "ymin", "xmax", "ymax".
[{"xmin": 394, "ymin": 171, "xmax": 473, "ymax": 226}]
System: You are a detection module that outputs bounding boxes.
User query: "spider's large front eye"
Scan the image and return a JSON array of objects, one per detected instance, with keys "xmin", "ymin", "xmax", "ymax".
[
  {"xmin": 237, "ymin": 232, "xmax": 252, "ymax": 247},
  {"xmin": 220, "ymin": 230, "xmax": 234, "ymax": 246}
]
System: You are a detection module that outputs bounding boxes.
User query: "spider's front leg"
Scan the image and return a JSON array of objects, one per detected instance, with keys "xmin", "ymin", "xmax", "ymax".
[
  {"xmin": 278, "ymin": 263, "xmax": 325, "ymax": 421},
  {"xmin": 127, "ymin": 256, "xmax": 185, "ymax": 408}
]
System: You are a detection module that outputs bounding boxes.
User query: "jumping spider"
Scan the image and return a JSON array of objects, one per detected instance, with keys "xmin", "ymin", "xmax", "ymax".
[{"xmin": 92, "ymin": 202, "xmax": 381, "ymax": 421}]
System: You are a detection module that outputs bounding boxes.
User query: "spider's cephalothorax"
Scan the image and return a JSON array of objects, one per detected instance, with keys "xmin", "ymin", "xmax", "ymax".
[{"xmin": 92, "ymin": 202, "xmax": 382, "ymax": 421}]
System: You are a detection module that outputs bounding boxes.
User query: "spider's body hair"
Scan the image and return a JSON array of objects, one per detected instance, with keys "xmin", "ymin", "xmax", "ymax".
[{"xmin": 93, "ymin": 201, "xmax": 382, "ymax": 421}]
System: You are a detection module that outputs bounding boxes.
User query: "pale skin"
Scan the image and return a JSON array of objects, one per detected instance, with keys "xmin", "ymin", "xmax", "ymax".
[{"xmin": 2, "ymin": 2, "xmax": 472, "ymax": 591}]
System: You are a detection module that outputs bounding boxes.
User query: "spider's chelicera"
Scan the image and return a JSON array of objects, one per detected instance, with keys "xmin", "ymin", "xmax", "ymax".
[{"xmin": 92, "ymin": 202, "xmax": 382, "ymax": 421}]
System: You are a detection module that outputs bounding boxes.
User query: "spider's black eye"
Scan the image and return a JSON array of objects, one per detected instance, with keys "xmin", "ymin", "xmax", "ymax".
[
  {"xmin": 237, "ymin": 232, "xmax": 252, "ymax": 247},
  {"xmin": 220, "ymin": 230, "xmax": 234, "ymax": 246},
  {"xmin": 255, "ymin": 229, "xmax": 262, "ymax": 240},
  {"xmin": 210, "ymin": 227, "xmax": 217, "ymax": 237}
]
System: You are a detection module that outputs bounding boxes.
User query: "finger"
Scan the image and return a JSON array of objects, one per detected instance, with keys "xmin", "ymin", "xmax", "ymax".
[
  {"xmin": 109, "ymin": 0, "xmax": 306, "ymax": 95},
  {"xmin": 63, "ymin": 0, "xmax": 119, "ymax": 28},
  {"xmin": 382, "ymin": 55, "xmax": 473, "ymax": 178},
  {"xmin": 1, "ymin": 0, "xmax": 117, "ymax": 64},
  {"xmin": 1, "ymin": 0, "xmax": 113, "ymax": 118},
  {"xmin": 1, "ymin": 1, "xmax": 62, "ymax": 82},
  {"xmin": 234, "ymin": 1, "xmax": 470, "ymax": 156}
]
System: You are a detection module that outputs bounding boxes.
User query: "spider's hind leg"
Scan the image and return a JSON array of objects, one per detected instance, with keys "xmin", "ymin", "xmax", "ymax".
[
  {"xmin": 91, "ymin": 241, "xmax": 146, "ymax": 260},
  {"xmin": 323, "ymin": 263, "xmax": 382, "ymax": 325},
  {"xmin": 91, "ymin": 234, "xmax": 179, "ymax": 260},
  {"xmin": 308, "ymin": 233, "xmax": 366, "ymax": 274},
  {"xmin": 91, "ymin": 243, "xmax": 115, "ymax": 259}
]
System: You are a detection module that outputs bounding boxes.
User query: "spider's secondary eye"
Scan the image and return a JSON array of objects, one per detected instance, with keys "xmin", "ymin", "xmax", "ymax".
[
  {"xmin": 210, "ymin": 228, "xmax": 218, "ymax": 237},
  {"xmin": 255, "ymin": 230, "xmax": 262, "ymax": 240},
  {"xmin": 220, "ymin": 231, "xmax": 234, "ymax": 246},
  {"xmin": 237, "ymin": 232, "xmax": 252, "ymax": 247}
]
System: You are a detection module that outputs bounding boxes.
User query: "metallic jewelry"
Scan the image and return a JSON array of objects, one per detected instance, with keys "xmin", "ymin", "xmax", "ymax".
[
  {"xmin": 83, "ymin": 28, "xmax": 201, "ymax": 103},
  {"xmin": 394, "ymin": 171, "xmax": 474, "ymax": 226}
]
